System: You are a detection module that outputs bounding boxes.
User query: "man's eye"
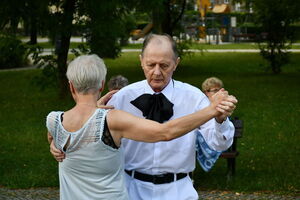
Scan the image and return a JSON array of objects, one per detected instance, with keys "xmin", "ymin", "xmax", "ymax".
[
  {"xmin": 161, "ymin": 64, "xmax": 168, "ymax": 69},
  {"xmin": 147, "ymin": 64, "xmax": 155, "ymax": 68}
]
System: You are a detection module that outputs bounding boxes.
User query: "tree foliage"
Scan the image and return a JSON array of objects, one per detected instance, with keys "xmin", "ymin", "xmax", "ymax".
[
  {"xmin": 0, "ymin": 0, "xmax": 190, "ymax": 97},
  {"xmin": 0, "ymin": 0, "xmax": 24, "ymax": 34},
  {"xmin": 0, "ymin": 0, "xmax": 49, "ymax": 44},
  {"xmin": 79, "ymin": 0, "xmax": 134, "ymax": 58},
  {"xmin": 0, "ymin": 34, "xmax": 29, "ymax": 69},
  {"xmin": 128, "ymin": 0, "xmax": 187, "ymax": 35},
  {"xmin": 251, "ymin": 0, "xmax": 300, "ymax": 73}
]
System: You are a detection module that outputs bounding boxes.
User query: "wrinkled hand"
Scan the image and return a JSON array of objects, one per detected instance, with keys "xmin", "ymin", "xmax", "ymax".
[
  {"xmin": 215, "ymin": 95, "xmax": 238, "ymax": 123},
  {"xmin": 50, "ymin": 140, "xmax": 65, "ymax": 162},
  {"xmin": 97, "ymin": 90, "xmax": 118, "ymax": 109},
  {"xmin": 210, "ymin": 88, "xmax": 228, "ymax": 109}
]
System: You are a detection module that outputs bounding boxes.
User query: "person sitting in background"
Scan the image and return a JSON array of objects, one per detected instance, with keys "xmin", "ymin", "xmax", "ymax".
[
  {"xmin": 46, "ymin": 54, "xmax": 235, "ymax": 200},
  {"xmin": 96, "ymin": 75, "xmax": 129, "ymax": 108},
  {"xmin": 107, "ymin": 75, "xmax": 129, "ymax": 91},
  {"xmin": 202, "ymin": 77, "xmax": 224, "ymax": 100},
  {"xmin": 196, "ymin": 76, "xmax": 226, "ymax": 172}
]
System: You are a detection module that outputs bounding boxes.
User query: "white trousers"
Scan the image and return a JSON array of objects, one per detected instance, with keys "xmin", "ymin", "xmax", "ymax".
[{"xmin": 125, "ymin": 172, "xmax": 198, "ymax": 200}]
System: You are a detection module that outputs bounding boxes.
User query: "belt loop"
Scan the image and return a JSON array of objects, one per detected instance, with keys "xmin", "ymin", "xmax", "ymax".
[
  {"xmin": 174, "ymin": 173, "xmax": 177, "ymax": 182},
  {"xmin": 131, "ymin": 170, "xmax": 135, "ymax": 178}
]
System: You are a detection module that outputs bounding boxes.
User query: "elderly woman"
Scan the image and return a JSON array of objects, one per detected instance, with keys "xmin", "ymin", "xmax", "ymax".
[
  {"xmin": 46, "ymin": 55, "xmax": 235, "ymax": 200},
  {"xmin": 202, "ymin": 77, "xmax": 224, "ymax": 100}
]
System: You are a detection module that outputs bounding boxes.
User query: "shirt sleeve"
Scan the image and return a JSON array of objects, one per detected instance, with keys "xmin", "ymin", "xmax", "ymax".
[
  {"xmin": 107, "ymin": 92, "xmax": 121, "ymax": 109},
  {"xmin": 197, "ymin": 97, "xmax": 235, "ymax": 152}
]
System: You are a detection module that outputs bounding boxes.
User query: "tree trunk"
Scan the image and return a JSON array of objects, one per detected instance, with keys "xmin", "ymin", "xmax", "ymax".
[
  {"xmin": 152, "ymin": 0, "xmax": 186, "ymax": 36},
  {"xmin": 161, "ymin": 0, "xmax": 172, "ymax": 35},
  {"xmin": 152, "ymin": 0, "xmax": 171, "ymax": 35},
  {"xmin": 56, "ymin": 0, "xmax": 75, "ymax": 98},
  {"xmin": 170, "ymin": 0, "xmax": 186, "ymax": 33},
  {"xmin": 29, "ymin": 15, "xmax": 37, "ymax": 45}
]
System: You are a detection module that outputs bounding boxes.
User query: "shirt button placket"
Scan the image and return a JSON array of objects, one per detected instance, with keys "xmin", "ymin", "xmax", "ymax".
[{"xmin": 153, "ymin": 142, "xmax": 160, "ymax": 174}]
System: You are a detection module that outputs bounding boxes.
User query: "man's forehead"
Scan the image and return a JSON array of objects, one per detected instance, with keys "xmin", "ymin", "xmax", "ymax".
[
  {"xmin": 142, "ymin": 48, "xmax": 174, "ymax": 62},
  {"xmin": 143, "ymin": 40, "xmax": 174, "ymax": 57},
  {"xmin": 143, "ymin": 57, "xmax": 172, "ymax": 63},
  {"xmin": 147, "ymin": 36, "xmax": 171, "ymax": 47}
]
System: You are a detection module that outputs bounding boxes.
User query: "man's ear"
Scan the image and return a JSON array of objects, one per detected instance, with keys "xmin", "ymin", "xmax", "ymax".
[
  {"xmin": 174, "ymin": 57, "xmax": 180, "ymax": 71},
  {"xmin": 139, "ymin": 54, "xmax": 144, "ymax": 68}
]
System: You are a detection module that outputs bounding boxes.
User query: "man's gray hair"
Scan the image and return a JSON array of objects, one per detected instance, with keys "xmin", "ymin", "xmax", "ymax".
[
  {"xmin": 141, "ymin": 33, "xmax": 179, "ymax": 61},
  {"xmin": 66, "ymin": 54, "xmax": 107, "ymax": 94}
]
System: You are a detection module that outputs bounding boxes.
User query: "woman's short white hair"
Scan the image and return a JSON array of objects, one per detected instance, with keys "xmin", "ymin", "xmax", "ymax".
[{"xmin": 66, "ymin": 54, "xmax": 107, "ymax": 94}]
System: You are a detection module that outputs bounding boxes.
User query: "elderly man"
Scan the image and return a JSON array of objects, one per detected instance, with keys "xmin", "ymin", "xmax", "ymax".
[
  {"xmin": 107, "ymin": 34, "xmax": 236, "ymax": 199},
  {"xmin": 51, "ymin": 34, "xmax": 237, "ymax": 200}
]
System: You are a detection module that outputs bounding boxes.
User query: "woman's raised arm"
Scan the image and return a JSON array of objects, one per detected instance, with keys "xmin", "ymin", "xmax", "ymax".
[{"xmin": 106, "ymin": 89, "xmax": 236, "ymax": 145}]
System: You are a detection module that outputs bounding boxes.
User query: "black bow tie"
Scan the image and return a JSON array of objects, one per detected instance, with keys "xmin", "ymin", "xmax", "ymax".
[{"xmin": 130, "ymin": 93, "xmax": 174, "ymax": 123}]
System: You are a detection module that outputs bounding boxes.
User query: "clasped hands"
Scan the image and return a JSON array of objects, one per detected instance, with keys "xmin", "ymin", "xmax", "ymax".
[{"xmin": 210, "ymin": 88, "xmax": 238, "ymax": 123}]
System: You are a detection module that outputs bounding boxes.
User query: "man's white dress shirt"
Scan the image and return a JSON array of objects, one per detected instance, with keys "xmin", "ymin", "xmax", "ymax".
[{"xmin": 108, "ymin": 79, "xmax": 234, "ymax": 200}]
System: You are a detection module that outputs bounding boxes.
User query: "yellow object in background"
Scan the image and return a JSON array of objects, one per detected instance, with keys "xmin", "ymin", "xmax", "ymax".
[
  {"xmin": 197, "ymin": 0, "xmax": 211, "ymax": 20},
  {"xmin": 199, "ymin": 26, "xmax": 206, "ymax": 39}
]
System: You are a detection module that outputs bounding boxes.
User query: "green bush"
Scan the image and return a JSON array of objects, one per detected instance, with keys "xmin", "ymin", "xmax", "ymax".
[
  {"xmin": 0, "ymin": 34, "xmax": 28, "ymax": 69},
  {"xmin": 291, "ymin": 25, "xmax": 300, "ymax": 41}
]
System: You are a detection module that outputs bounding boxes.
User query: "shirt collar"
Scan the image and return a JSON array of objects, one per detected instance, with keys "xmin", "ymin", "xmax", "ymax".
[{"xmin": 144, "ymin": 79, "xmax": 174, "ymax": 101}]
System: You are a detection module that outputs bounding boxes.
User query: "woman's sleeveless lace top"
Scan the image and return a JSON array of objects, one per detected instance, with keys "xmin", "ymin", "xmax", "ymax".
[{"xmin": 46, "ymin": 109, "xmax": 128, "ymax": 200}]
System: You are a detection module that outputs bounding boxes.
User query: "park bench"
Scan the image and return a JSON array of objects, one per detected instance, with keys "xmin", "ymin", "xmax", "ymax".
[
  {"xmin": 233, "ymin": 33, "xmax": 256, "ymax": 42},
  {"xmin": 220, "ymin": 117, "xmax": 243, "ymax": 178}
]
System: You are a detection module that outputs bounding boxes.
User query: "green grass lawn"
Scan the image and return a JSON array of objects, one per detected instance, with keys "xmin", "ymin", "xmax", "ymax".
[
  {"xmin": 0, "ymin": 52, "xmax": 299, "ymax": 195},
  {"xmin": 35, "ymin": 41, "xmax": 300, "ymax": 50},
  {"xmin": 126, "ymin": 42, "xmax": 300, "ymax": 49},
  {"xmin": 37, "ymin": 42, "xmax": 87, "ymax": 49}
]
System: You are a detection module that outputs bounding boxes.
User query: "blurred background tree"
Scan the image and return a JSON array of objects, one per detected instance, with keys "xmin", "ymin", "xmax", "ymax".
[
  {"xmin": 253, "ymin": 0, "xmax": 300, "ymax": 73},
  {"xmin": 235, "ymin": 0, "xmax": 300, "ymax": 73},
  {"xmin": 1, "ymin": 0, "xmax": 300, "ymax": 95}
]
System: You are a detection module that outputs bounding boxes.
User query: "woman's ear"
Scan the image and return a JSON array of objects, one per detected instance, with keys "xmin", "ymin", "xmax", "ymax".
[
  {"xmin": 69, "ymin": 81, "xmax": 75, "ymax": 94},
  {"xmin": 99, "ymin": 80, "xmax": 105, "ymax": 92},
  {"xmin": 69, "ymin": 81, "xmax": 78, "ymax": 101}
]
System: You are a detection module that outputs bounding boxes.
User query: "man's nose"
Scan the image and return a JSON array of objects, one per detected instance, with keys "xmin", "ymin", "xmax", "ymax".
[{"xmin": 153, "ymin": 65, "xmax": 161, "ymax": 75}]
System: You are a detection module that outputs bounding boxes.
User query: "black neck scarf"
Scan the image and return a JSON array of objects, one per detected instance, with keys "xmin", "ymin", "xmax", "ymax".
[{"xmin": 130, "ymin": 93, "xmax": 174, "ymax": 123}]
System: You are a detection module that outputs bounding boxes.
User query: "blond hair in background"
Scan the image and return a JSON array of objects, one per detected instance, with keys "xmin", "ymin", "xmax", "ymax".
[{"xmin": 202, "ymin": 77, "xmax": 224, "ymax": 92}]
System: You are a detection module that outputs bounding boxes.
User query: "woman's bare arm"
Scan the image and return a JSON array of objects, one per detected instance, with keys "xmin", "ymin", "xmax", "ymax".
[
  {"xmin": 106, "ymin": 89, "xmax": 236, "ymax": 145},
  {"xmin": 106, "ymin": 105, "xmax": 216, "ymax": 145}
]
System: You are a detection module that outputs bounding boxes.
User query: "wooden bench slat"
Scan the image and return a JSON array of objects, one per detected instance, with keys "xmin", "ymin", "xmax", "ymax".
[
  {"xmin": 220, "ymin": 117, "xmax": 243, "ymax": 177},
  {"xmin": 220, "ymin": 151, "xmax": 239, "ymax": 158}
]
